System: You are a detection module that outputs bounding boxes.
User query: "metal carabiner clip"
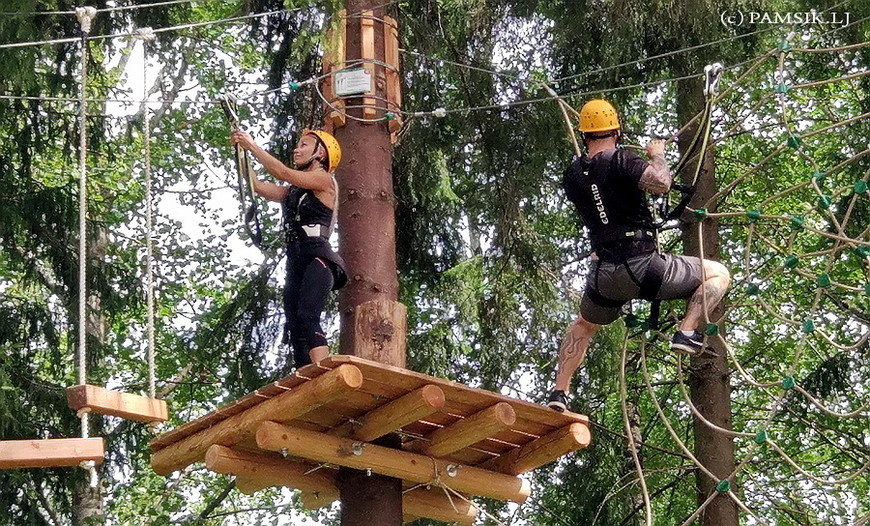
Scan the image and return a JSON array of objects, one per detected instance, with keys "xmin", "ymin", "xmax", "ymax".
[{"xmin": 704, "ymin": 63, "xmax": 724, "ymax": 97}]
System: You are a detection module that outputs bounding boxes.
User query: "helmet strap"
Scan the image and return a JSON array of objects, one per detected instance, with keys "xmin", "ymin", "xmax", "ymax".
[{"xmin": 298, "ymin": 140, "xmax": 327, "ymax": 171}]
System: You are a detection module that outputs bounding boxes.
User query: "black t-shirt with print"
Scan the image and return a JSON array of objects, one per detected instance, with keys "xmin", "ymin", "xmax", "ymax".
[{"xmin": 562, "ymin": 148, "xmax": 655, "ymax": 254}]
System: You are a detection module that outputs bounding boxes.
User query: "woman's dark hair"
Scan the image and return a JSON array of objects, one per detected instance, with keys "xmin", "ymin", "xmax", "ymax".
[{"xmin": 309, "ymin": 134, "xmax": 329, "ymax": 170}]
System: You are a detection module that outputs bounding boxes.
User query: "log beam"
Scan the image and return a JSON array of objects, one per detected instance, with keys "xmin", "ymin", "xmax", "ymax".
[
  {"xmin": 256, "ymin": 421, "xmax": 530, "ymax": 503},
  {"xmin": 482, "ymin": 423, "xmax": 591, "ymax": 475},
  {"xmin": 206, "ymin": 445, "xmax": 337, "ymax": 500},
  {"xmin": 150, "ymin": 364, "xmax": 363, "ymax": 475},
  {"xmin": 67, "ymin": 384, "xmax": 168, "ymax": 423},
  {"xmin": 0, "ymin": 438, "xmax": 105, "ymax": 469},
  {"xmin": 407, "ymin": 402, "xmax": 515, "ymax": 458},
  {"xmin": 208, "ymin": 445, "xmax": 476, "ymax": 525},
  {"xmin": 354, "ymin": 384, "xmax": 444, "ymax": 442}
]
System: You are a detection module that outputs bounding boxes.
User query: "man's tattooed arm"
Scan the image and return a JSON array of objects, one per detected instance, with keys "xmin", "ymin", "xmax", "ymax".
[{"xmin": 638, "ymin": 155, "xmax": 672, "ymax": 195}]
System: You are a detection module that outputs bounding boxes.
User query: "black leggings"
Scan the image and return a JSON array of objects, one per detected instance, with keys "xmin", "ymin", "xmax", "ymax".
[{"xmin": 284, "ymin": 256, "xmax": 334, "ymax": 369}]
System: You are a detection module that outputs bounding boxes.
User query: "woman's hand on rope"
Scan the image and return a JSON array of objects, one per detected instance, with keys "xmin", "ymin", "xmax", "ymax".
[{"xmin": 230, "ymin": 129, "xmax": 257, "ymax": 151}]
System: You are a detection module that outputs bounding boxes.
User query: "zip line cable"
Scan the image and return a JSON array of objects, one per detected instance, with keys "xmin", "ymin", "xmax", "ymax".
[
  {"xmin": 0, "ymin": 0, "xmax": 203, "ymax": 16},
  {"xmin": 0, "ymin": 8, "xmax": 287, "ymax": 50}
]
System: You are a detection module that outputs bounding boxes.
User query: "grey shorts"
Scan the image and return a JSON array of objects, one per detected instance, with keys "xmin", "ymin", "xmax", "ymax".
[{"xmin": 580, "ymin": 253, "xmax": 703, "ymax": 325}]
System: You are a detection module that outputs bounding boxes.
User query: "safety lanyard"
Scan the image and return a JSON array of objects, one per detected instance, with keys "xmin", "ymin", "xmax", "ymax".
[{"xmin": 220, "ymin": 94, "xmax": 264, "ymax": 248}]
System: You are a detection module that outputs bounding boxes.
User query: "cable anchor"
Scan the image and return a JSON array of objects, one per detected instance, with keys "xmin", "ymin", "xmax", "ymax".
[
  {"xmin": 704, "ymin": 62, "xmax": 723, "ymax": 96},
  {"xmin": 134, "ymin": 27, "xmax": 156, "ymax": 42},
  {"xmin": 75, "ymin": 6, "xmax": 98, "ymax": 35}
]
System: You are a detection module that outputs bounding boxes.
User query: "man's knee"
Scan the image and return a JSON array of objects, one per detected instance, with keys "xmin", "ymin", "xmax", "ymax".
[
  {"xmin": 703, "ymin": 260, "xmax": 731, "ymax": 285},
  {"xmin": 572, "ymin": 314, "xmax": 602, "ymax": 337}
]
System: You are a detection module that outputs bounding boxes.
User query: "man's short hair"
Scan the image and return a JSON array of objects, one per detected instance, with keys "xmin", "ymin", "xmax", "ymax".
[{"xmin": 583, "ymin": 130, "xmax": 619, "ymax": 140}]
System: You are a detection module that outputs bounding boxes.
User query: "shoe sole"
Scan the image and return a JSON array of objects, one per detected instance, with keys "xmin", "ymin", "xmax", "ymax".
[
  {"xmin": 670, "ymin": 342, "xmax": 703, "ymax": 354},
  {"xmin": 547, "ymin": 400, "xmax": 567, "ymax": 412}
]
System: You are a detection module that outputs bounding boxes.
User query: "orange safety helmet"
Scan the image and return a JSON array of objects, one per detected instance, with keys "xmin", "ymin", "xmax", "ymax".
[
  {"xmin": 302, "ymin": 129, "xmax": 342, "ymax": 172},
  {"xmin": 578, "ymin": 99, "xmax": 621, "ymax": 133}
]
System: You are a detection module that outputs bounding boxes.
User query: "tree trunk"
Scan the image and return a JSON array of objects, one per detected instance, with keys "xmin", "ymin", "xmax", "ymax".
[
  {"xmin": 335, "ymin": 1, "xmax": 403, "ymax": 524},
  {"xmin": 677, "ymin": 77, "xmax": 738, "ymax": 526}
]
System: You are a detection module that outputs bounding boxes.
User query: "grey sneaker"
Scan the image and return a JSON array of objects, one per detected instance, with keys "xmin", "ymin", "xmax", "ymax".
[
  {"xmin": 671, "ymin": 330, "xmax": 704, "ymax": 354},
  {"xmin": 547, "ymin": 390, "xmax": 568, "ymax": 412}
]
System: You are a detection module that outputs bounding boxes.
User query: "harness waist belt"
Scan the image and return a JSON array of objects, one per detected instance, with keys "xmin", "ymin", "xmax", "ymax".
[
  {"xmin": 287, "ymin": 223, "xmax": 330, "ymax": 241},
  {"xmin": 596, "ymin": 235, "xmax": 656, "ymax": 262}
]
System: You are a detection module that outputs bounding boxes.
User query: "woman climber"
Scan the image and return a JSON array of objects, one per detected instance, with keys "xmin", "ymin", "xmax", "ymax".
[{"xmin": 230, "ymin": 128, "xmax": 347, "ymax": 369}]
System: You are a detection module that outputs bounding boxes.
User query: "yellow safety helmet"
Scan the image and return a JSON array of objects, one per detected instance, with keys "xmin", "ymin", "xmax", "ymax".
[
  {"xmin": 303, "ymin": 129, "xmax": 342, "ymax": 172},
  {"xmin": 578, "ymin": 99, "xmax": 621, "ymax": 133}
]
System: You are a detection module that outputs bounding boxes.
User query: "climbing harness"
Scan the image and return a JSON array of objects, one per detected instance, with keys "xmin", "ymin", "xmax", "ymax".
[{"xmin": 220, "ymin": 93, "xmax": 263, "ymax": 247}]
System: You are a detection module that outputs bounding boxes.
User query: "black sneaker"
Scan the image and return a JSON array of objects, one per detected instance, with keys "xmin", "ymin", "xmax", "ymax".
[
  {"xmin": 547, "ymin": 390, "xmax": 568, "ymax": 412},
  {"xmin": 671, "ymin": 330, "xmax": 704, "ymax": 354}
]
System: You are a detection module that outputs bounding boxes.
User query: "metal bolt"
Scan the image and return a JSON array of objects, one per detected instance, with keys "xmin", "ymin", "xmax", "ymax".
[
  {"xmin": 352, "ymin": 442, "xmax": 365, "ymax": 456},
  {"xmin": 446, "ymin": 464, "xmax": 459, "ymax": 477}
]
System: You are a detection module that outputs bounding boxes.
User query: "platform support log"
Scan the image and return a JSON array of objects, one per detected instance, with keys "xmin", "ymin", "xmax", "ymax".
[
  {"xmin": 407, "ymin": 402, "xmax": 516, "ymax": 458},
  {"xmin": 352, "ymin": 384, "xmax": 444, "ymax": 441},
  {"xmin": 482, "ymin": 422, "xmax": 591, "ymax": 475},
  {"xmin": 256, "ymin": 421, "xmax": 531, "ymax": 503},
  {"xmin": 150, "ymin": 364, "xmax": 363, "ymax": 475}
]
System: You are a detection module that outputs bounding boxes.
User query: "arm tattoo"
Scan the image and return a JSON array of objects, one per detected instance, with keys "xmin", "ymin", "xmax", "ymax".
[{"xmin": 639, "ymin": 154, "xmax": 672, "ymax": 194}]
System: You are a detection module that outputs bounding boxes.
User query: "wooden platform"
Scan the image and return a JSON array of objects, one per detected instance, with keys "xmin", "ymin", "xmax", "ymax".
[{"xmin": 150, "ymin": 355, "xmax": 591, "ymax": 524}]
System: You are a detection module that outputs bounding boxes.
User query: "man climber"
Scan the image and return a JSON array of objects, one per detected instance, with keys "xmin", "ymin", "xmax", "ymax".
[{"xmin": 547, "ymin": 99, "xmax": 731, "ymax": 412}]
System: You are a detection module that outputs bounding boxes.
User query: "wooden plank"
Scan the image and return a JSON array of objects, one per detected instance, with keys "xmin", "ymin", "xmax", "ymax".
[
  {"xmin": 67, "ymin": 384, "xmax": 168, "ymax": 423},
  {"xmin": 354, "ymin": 384, "xmax": 444, "ymax": 441},
  {"xmin": 150, "ymin": 364, "xmax": 363, "ymax": 475},
  {"xmin": 482, "ymin": 423, "xmax": 591, "ymax": 475},
  {"xmin": 384, "ymin": 15, "xmax": 401, "ymax": 110},
  {"xmin": 407, "ymin": 402, "xmax": 515, "ymax": 458},
  {"xmin": 353, "ymin": 299, "xmax": 407, "ymax": 367},
  {"xmin": 361, "ymin": 11, "xmax": 377, "ymax": 119},
  {"xmin": 256, "ymin": 421, "xmax": 531, "ymax": 503},
  {"xmin": 401, "ymin": 486, "xmax": 476, "ymax": 526},
  {"xmin": 0, "ymin": 438, "xmax": 105, "ymax": 469},
  {"xmin": 300, "ymin": 490, "xmax": 337, "ymax": 510}
]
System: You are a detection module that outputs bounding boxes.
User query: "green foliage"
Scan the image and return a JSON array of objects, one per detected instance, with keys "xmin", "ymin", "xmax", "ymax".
[{"xmin": 1, "ymin": 0, "xmax": 868, "ymax": 525}]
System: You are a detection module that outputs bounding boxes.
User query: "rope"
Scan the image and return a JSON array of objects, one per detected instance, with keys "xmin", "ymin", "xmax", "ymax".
[
  {"xmin": 138, "ymin": 27, "xmax": 158, "ymax": 401},
  {"xmin": 619, "ymin": 335, "xmax": 652, "ymax": 526},
  {"xmin": 74, "ymin": 7, "xmax": 99, "ymax": 488}
]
